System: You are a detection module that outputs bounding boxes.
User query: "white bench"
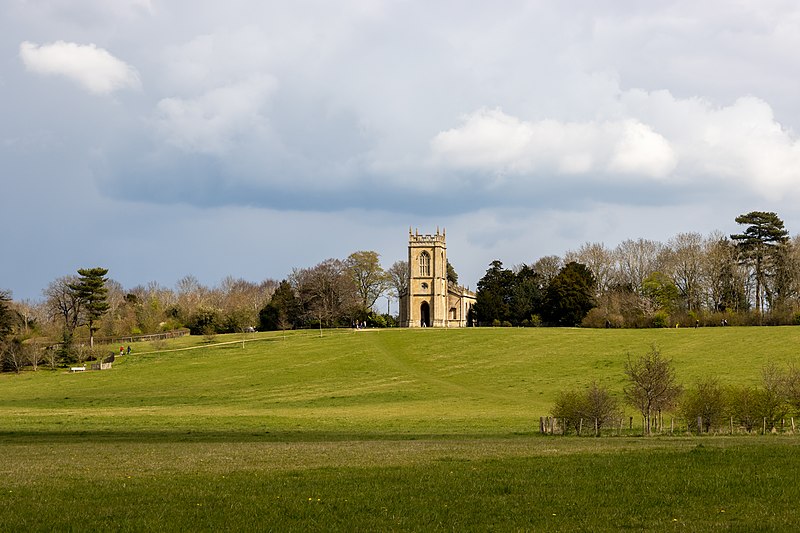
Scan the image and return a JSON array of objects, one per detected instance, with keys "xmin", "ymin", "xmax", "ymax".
[{"xmin": 70, "ymin": 366, "xmax": 86, "ymax": 372}]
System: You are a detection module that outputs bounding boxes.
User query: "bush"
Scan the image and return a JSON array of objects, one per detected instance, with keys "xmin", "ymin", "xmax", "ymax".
[
  {"xmin": 551, "ymin": 382, "xmax": 622, "ymax": 435},
  {"xmin": 727, "ymin": 385, "xmax": 760, "ymax": 432},
  {"xmin": 679, "ymin": 378, "xmax": 727, "ymax": 433},
  {"xmin": 368, "ymin": 313, "xmax": 387, "ymax": 328},
  {"xmin": 551, "ymin": 390, "xmax": 584, "ymax": 434},
  {"xmin": 652, "ymin": 311, "xmax": 670, "ymax": 328},
  {"xmin": 187, "ymin": 307, "xmax": 221, "ymax": 336}
]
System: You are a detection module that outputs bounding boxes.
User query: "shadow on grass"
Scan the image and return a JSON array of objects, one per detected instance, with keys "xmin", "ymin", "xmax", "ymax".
[{"xmin": 0, "ymin": 429, "xmax": 544, "ymax": 444}]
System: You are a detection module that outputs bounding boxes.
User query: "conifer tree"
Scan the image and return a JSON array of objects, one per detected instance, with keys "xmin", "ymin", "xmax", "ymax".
[
  {"xmin": 69, "ymin": 267, "xmax": 110, "ymax": 348},
  {"xmin": 730, "ymin": 211, "xmax": 789, "ymax": 315}
]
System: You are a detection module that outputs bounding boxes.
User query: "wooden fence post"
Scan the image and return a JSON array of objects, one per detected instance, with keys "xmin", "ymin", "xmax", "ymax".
[
  {"xmin": 595, "ymin": 418, "xmax": 599, "ymax": 437},
  {"xmin": 578, "ymin": 418, "xmax": 583, "ymax": 436},
  {"xmin": 539, "ymin": 417, "xmax": 545, "ymax": 434},
  {"xmin": 730, "ymin": 417, "xmax": 734, "ymax": 435},
  {"xmin": 697, "ymin": 417, "xmax": 703, "ymax": 436},
  {"xmin": 792, "ymin": 417, "xmax": 796, "ymax": 433},
  {"xmin": 763, "ymin": 417, "xmax": 767, "ymax": 435}
]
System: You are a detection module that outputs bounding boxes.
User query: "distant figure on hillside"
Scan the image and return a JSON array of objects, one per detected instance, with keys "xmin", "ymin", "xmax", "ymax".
[
  {"xmin": 126, "ymin": 346, "xmax": 131, "ymax": 355},
  {"xmin": 120, "ymin": 346, "xmax": 124, "ymax": 356}
]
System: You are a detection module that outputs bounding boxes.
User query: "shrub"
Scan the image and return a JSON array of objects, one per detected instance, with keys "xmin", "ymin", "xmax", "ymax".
[
  {"xmin": 679, "ymin": 378, "xmax": 727, "ymax": 433},
  {"xmin": 758, "ymin": 363, "xmax": 789, "ymax": 430},
  {"xmin": 187, "ymin": 307, "xmax": 221, "ymax": 336},
  {"xmin": 581, "ymin": 382, "xmax": 623, "ymax": 432},
  {"xmin": 551, "ymin": 390, "xmax": 584, "ymax": 434},
  {"xmin": 551, "ymin": 382, "xmax": 622, "ymax": 435},
  {"xmin": 368, "ymin": 313, "xmax": 387, "ymax": 328},
  {"xmin": 652, "ymin": 311, "xmax": 670, "ymax": 328},
  {"xmin": 727, "ymin": 385, "xmax": 761, "ymax": 432}
]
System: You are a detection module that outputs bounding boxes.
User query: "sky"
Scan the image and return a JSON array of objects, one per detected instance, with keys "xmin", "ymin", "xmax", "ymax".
[{"xmin": 4, "ymin": 1, "xmax": 800, "ymax": 302}]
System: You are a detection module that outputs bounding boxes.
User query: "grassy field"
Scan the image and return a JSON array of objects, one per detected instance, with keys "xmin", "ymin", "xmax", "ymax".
[{"xmin": 2, "ymin": 326, "xmax": 800, "ymax": 530}]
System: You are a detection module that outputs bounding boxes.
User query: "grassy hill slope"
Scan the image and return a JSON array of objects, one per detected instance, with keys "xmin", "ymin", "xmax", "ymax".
[{"xmin": 1, "ymin": 326, "xmax": 798, "ymax": 436}]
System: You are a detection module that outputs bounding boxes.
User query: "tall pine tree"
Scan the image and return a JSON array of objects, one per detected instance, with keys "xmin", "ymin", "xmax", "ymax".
[
  {"xmin": 69, "ymin": 267, "xmax": 110, "ymax": 348},
  {"xmin": 730, "ymin": 211, "xmax": 789, "ymax": 316}
]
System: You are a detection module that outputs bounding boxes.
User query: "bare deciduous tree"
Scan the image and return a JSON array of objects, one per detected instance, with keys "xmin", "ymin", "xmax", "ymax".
[
  {"xmin": 388, "ymin": 260, "xmax": 409, "ymax": 300},
  {"xmin": 565, "ymin": 242, "xmax": 616, "ymax": 297},
  {"xmin": 532, "ymin": 255, "xmax": 563, "ymax": 287},
  {"xmin": 293, "ymin": 259, "xmax": 358, "ymax": 334},
  {"xmin": 667, "ymin": 232, "xmax": 704, "ymax": 312},
  {"xmin": 615, "ymin": 239, "xmax": 664, "ymax": 295},
  {"xmin": 623, "ymin": 345, "xmax": 682, "ymax": 435}
]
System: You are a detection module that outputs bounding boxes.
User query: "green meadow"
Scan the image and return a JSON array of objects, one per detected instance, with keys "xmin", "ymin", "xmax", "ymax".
[{"xmin": 2, "ymin": 327, "xmax": 800, "ymax": 530}]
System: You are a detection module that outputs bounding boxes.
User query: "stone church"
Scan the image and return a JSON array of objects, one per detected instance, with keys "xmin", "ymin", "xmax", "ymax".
[{"xmin": 399, "ymin": 228, "xmax": 477, "ymax": 327}]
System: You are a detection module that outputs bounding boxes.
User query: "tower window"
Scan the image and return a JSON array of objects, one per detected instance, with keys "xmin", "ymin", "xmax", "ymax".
[{"xmin": 420, "ymin": 251, "xmax": 431, "ymax": 277}]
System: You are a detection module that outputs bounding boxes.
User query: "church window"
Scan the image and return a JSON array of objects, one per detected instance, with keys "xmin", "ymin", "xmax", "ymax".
[{"xmin": 420, "ymin": 252, "xmax": 431, "ymax": 276}]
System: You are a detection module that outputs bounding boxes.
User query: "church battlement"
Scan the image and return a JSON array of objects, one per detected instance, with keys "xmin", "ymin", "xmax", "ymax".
[{"xmin": 409, "ymin": 227, "xmax": 446, "ymax": 245}]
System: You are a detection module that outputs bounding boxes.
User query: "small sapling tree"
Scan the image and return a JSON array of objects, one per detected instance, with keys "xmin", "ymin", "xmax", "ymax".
[
  {"xmin": 551, "ymin": 382, "xmax": 621, "ymax": 436},
  {"xmin": 623, "ymin": 345, "xmax": 682, "ymax": 435},
  {"xmin": 679, "ymin": 377, "xmax": 727, "ymax": 433},
  {"xmin": 758, "ymin": 362, "xmax": 789, "ymax": 430}
]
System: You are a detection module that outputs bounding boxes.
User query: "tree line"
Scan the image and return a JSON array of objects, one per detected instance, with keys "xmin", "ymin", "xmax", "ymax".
[
  {"xmin": 2, "ymin": 210, "xmax": 798, "ymax": 370},
  {"xmin": 475, "ymin": 211, "xmax": 799, "ymax": 327},
  {"xmin": 0, "ymin": 251, "xmax": 408, "ymax": 371},
  {"xmin": 551, "ymin": 346, "xmax": 800, "ymax": 436}
]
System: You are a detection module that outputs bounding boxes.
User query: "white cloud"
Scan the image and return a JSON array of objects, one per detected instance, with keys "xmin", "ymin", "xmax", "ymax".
[
  {"xmin": 19, "ymin": 41, "xmax": 141, "ymax": 94},
  {"xmin": 430, "ymin": 107, "xmax": 676, "ymax": 180},
  {"xmin": 608, "ymin": 120, "xmax": 676, "ymax": 178},
  {"xmin": 430, "ymin": 91, "xmax": 800, "ymax": 201}
]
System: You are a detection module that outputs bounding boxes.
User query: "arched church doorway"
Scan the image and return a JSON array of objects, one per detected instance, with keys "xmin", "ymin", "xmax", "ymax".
[{"xmin": 420, "ymin": 301, "xmax": 430, "ymax": 327}]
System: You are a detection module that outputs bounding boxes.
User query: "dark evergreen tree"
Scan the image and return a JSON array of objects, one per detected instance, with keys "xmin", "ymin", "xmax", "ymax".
[
  {"xmin": 446, "ymin": 260, "xmax": 458, "ymax": 285},
  {"xmin": 474, "ymin": 260, "xmax": 515, "ymax": 325},
  {"xmin": 0, "ymin": 290, "xmax": 13, "ymax": 341},
  {"xmin": 259, "ymin": 280, "xmax": 301, "ymax": 331},
  {"xmin": 510, "ymin": 265, "xmax": 544, "ymax": 325},
  {"xmin": 542, "ymin": 262, "xmax": 596, "ymax": 326},
  {"xmin": 68, "ymin": 268, "xmax": 110, "ymax": 348},
  {"xmin": 186, "ymin": 307, "xmax": 221, "ymax": 335},
  {"xmin": 731, "ymin": 211, "xmax": 789, "ymax": 316}
]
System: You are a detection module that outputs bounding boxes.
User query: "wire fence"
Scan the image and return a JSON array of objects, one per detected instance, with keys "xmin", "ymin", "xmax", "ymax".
[
  {"xmin": 92, "ymin": 329, "xmax": 191, "ymax": 345},
  {"xmin": 539, "ymin": 416, "xmax": 799, "ymax": 437}
]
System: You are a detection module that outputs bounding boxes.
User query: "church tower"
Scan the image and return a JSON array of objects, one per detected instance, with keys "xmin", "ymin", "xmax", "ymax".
[{"xmin": 400, "ymin": 228, "xmax": 449, "ymax": 327}]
